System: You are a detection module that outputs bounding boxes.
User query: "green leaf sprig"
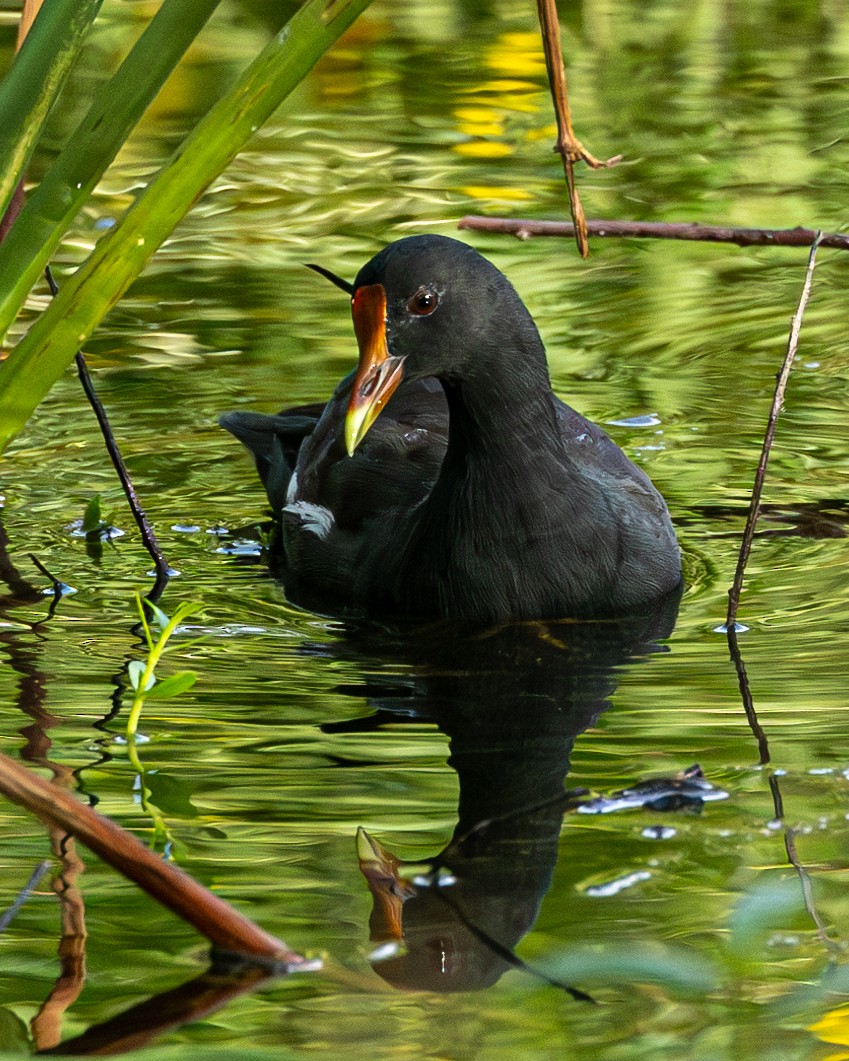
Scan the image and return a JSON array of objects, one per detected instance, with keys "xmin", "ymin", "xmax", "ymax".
[{"xmin": 126, "ymin": 595, "xmax": 197, "ymax": 738}]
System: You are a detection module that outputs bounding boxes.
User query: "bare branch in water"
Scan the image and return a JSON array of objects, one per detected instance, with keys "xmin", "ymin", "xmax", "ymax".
[
  {"xmin": 0, "ymin": 751, "xmax": 303, "ymax": 966},
  {"xmin": 725, "ymin": 235, "xmax": 823, "ymax": 630},
  {"xmin": 459, "ymin": 216, "xmax": 849, "ymax": 252}
]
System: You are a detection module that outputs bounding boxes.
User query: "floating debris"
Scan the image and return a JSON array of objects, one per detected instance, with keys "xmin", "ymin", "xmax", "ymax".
[
  {"xmin": 215, "ymin": 539, "xmax": 262, "ymax": 557},
  {"xmin": 576, "ymin": 764, "xmax": 729, "ymax": 815}
]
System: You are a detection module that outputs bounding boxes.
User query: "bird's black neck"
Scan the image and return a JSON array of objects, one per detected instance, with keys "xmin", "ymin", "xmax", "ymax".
[
  {"xmin": 439, "ymin": 332, "xmax": 560, "ymax": 470},
  {"xmin": 390, "ymin": 332, "xmax": 567, "ymax": 620}
]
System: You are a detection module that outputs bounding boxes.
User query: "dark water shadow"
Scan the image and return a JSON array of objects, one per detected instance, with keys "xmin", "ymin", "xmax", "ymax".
[
  {"xmin": 13, "ymin": 592, "xmax": 679, "ymax": 1054},
  {"xmin": 320, "ymin": 589, "xmax": 682, "ymax": 993},
  {"xmin": 37, "ymin": 957, "xmax": 275, "ymax": 1056}
]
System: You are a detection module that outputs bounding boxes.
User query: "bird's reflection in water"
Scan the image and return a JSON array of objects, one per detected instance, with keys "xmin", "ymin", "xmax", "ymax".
[
  {"xmin": 323, "ymin": 589, "xmax": 682, "ymax": 993},
  {"xmin": 26, "ymin": 585, "xmax": 681, "ymax": 1052}
]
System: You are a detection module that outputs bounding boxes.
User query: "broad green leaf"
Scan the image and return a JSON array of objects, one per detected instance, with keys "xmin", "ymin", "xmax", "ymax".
[
  {"xmin": 0, "ymin": 0, "xmax": 373, "ymax": 454},
  {"xmin": 539, "ymin": 943, "xmax": 721, "ymax": 996},
  {"xmin": 0, "ymin": 0, "xmax": 222, "ymax": 344},
  {"xmin": 127, "ymin": 659, "xmax": 145, "ymax": 691},
  {"xmin": 145, "ymin": 600, "xmax": 172, "ymax": 632},
  {"xmin": 0, "ymin": 0, "xmax": 103, "ymax": 221},
  {"xmin": 726, "ymin": 876, "xmax": 810, "ymax": 958},
  {"xmin": 143, "ymin": 772, "xmax": 198, "ymax": 818},
  {"xmin": 80, "ymin": 494, "xmax": 105, "ymax": 533},
  {"xmin": 0, "ymin": 1007, "xmax": 30, "ymax": 1052},
  {"xmin": 128, "ymin": 661, "xmax": 157, "ymax": 692},
  {"xmin": 142, "ymin": 672, "xmax": 198, "ymax": 699}
]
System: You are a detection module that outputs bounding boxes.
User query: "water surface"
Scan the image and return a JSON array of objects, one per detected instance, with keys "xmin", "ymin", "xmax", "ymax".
[{"xmin": 2, "ymin": 1, "xmax": 849, "ymax": 1058}]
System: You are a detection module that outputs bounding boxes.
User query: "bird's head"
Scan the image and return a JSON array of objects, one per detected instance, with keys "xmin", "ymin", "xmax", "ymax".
[{"xmin": 343, "ymin": 234, "xmax": 542, "ymax": 455}]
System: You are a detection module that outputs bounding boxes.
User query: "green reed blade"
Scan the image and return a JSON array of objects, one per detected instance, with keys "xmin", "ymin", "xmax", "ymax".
[
  {"xmin": 0, "ymin": 0, "xmax": 223, "ymax": 345},
  {"xmin": 0, "ymin": 0, "xmax": 103, "ymax": 222},
  {"xmin": 0, "ymin": 0, "xmax": 372, "ymax": 454}
]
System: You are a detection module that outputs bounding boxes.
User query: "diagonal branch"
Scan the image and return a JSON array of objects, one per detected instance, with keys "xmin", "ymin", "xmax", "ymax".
[
  {"xmin": 0, "ymin": 750, "xmax": 303, "ymax": 965},
  {"xmin": 725, "ymin": 234, "xmax": 823, "ymax": 631}
]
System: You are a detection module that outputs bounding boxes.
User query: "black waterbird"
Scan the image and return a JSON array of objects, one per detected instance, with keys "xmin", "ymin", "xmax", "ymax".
[{"xmin": 220, "ymin": 235, "xmax": 681, "ymax": 622}]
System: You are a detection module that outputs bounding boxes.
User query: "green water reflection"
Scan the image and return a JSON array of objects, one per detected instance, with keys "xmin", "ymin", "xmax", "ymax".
[{"xmin": 2, "ymin": 0, "xmax": 849, "ymax": 1058}]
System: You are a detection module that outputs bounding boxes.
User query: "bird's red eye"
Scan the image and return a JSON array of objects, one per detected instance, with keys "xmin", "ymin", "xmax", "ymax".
[{"xmin": 408, "ymin": 288, "xmax": 439, "ymax": 316}]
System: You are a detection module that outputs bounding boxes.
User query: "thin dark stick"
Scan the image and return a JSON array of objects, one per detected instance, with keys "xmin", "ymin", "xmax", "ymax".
[
  {"xmin": 433, "ymin": 886, "xmax": 596, "ymax": 1003},
  {"xmin": 768, "ymin": 774, "xmax": 840, "ymax": 956},
  {"xmin": 725, "ymin": 235, "xmax": 822, "ymax": 630},
  {"xmin": 458, "ymin": 216, "xmax": 849, "ymax": 252},
  {"xmin": 74, "ymin": 349, "xmax": 171, "ymax": 601},
  {"xmin": 305, "ymin": 262, "xmax": 354, "ymax": 294},
  {"xmin": 28, "ymin": 553, "xmax": 61, "ymax": 586},
  {"xmin": 726, "ymin": 628, "xmax": 770, "ymax": 765},
  {"xmin": 28, "ymin": 552, "xmax": 72, "ymax": 619},
  {"xmin": 0, "ymin": 859, "xmax": 51, "ymax": 932},
  {"xmin": 42, "ymin": 268, "xmax": 172, "ymax": 603}
]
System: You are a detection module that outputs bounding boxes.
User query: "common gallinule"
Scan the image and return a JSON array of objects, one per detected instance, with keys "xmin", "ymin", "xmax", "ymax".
[{"xmin": 220, "ymin": 235, "xmax": 681, "ymax": 622}]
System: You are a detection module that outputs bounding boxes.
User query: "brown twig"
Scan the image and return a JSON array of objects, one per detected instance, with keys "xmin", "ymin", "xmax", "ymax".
[
  {"xmin": 768, "ymin": 774, "xmax": 840, "ymax": 956},
  {"xmin": 725, "ymin": 235, "xmax": 822, "ymax": 631},
  {"xmin": 534, "ymin": 0, "xmax": 620, "ymax": 259},
  {"xmin": 459, "ymin": 215, "xmax": 849, "ymax": 251},
  {"xmin": 0, "ymin": 751, "xmax": 303, "ymax": 966},
  {"xmin": 726, "ymin": 628, "xmax": 769, "ymax": 766},
  {"xmin": 31, "ymin": 826, "xmax": 88, "ymax": 1051}
]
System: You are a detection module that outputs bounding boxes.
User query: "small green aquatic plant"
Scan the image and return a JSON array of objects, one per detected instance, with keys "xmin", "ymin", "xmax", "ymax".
[
  {"xmin": 78, "ymin": 493, "xmax": 122, "ymax": 542},
  {"xmin": 123, "ymin": 595, "xmax": 199, "ymax": 852},
  {"xmin": 126, "ymin": 595, "xmax": 197, "ymax": 738}
]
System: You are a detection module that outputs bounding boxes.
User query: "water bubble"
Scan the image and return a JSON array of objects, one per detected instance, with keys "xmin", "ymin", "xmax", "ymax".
[
  {"xmin": 584, "ymin": 870, "xmax": 652, "ymax": 898},
  {"xmin": 607, "ymin": 413, "xmax": 662, "ymax": 428},
  {"xmin": 642, "ymin": 825, "xmax": 676, "ymax": 840}
]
